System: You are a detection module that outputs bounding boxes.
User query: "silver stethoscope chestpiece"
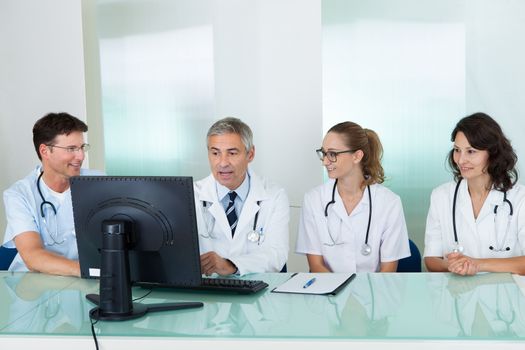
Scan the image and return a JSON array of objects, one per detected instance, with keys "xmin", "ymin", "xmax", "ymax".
[
  {"xmin": 361, "ymin": 243, "xmax": 372, "ymax": 256},
  {"xmin": 247, "ymin": 230, "xmax": 260, "ymax": 243},
  {"xmin": 451, "ymin": 243, "xmax": 464, "ymax": 254}
]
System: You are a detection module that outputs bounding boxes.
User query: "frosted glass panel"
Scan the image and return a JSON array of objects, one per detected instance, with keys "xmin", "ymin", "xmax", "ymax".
[
  {"xmin": 97, "ymin": 0, "xmax": 214, "ymax": 177},
  {"xmin": 322, "ymin": 0, "xmax": 466, "ymax": 250},
  {"xmin": 464, "ymin": 0, "xmax": 525, "ymax": 178},
  {"xmin": 322, "ymin": 0, "xmax": 525, "ymax": 256}
]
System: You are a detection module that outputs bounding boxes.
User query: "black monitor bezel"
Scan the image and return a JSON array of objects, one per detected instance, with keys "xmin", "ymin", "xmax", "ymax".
[{"xmin": 71, "ymin": 176, "xmax": 202, "ymax": 287}]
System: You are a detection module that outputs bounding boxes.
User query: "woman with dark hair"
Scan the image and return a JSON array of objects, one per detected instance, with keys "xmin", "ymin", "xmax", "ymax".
[
  {"xmin": 424, "ymin": 112, "xmax": 525, "ymax": 275},
  {"xmin": 296, "ymin": 121, "xmax": 410, "ymax": 273}
]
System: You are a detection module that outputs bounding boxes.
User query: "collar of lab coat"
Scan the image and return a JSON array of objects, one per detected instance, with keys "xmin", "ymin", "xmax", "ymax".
[
  {"xmin": 457, "ymin": 179, "xmax": 503, "ymax": 227},
  {"xmin": 216, "ymin": 173, "xmax": 250, "ymax": 204},
  {"xmin": 322, "ymin": 179, "xmax": 372, "ymax": 221},
  {"xmin": 197, "ymin": 169, "xmax": 269, "ymax": 203},
  {"xmin": 197, "ymin": 170, "xmax": 269, "ymax": 237}
]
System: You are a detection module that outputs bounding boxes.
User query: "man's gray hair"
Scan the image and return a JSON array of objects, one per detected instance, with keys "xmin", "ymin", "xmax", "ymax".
[{"xmin": 207, "ymin": 117, "xmax": 254, "ymax": 152}]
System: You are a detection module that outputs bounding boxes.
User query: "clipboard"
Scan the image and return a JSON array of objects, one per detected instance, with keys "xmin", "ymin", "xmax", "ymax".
[{"xmin": 271, "ymin": 272, "xmax": 355, "ymax": 295}]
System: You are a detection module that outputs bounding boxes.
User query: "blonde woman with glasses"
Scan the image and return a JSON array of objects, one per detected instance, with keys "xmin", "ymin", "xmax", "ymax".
[{"xmin": 296, "ymin": 121, "xmax": 410, "ymax": 273}]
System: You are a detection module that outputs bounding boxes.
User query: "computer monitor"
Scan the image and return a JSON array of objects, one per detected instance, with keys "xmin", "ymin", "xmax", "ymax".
[{"xmin": 71, "ymin": 176, "xmax": 203, "ymax": 321}]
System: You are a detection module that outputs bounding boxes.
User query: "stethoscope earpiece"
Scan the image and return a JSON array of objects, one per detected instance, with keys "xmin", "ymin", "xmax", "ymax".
[{"xmin": 490, "ymin": 245, "xmax": 511, "ymax": 251}]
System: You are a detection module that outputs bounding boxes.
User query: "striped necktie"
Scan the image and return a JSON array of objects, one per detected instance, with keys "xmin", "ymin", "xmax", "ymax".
[{"xmin": 226, "ymin": 191, "xmax": 238, "ymax": 236}]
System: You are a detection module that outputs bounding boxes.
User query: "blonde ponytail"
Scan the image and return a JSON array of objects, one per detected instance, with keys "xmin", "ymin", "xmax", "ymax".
[{"xmin": 362, "ymin": 128, "xmax": 384, "ymax": 185}]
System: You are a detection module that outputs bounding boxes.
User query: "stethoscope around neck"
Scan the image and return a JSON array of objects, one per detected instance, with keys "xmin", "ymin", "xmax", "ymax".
[
  {"xmin": 201, "ymin": 200, "xmax": 263, "ymax": 244},
  {"xmin": 36, "ymin": 171, "xmax": 65, "ymax": 245},
  {"xmin": 452, "ymin": 178, "xmax": 514, "ymax": 253},
  {"xmin": 37, "ymin": 171, "xmax": 57, "ymax": 217},
  {"xmin": 324, "ymin": 179, "xmax": 373, "ymax": 256}
]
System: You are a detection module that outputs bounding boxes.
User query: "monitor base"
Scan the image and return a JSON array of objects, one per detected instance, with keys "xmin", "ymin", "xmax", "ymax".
[{"xmin": 86, "ymin": 293, "xmax": 203, "ymax": 321}]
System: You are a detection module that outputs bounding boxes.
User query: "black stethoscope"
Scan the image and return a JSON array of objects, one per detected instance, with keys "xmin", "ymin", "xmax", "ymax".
[
  {"xmin": 37, "ymin": 171, "xmax": 57, "ymax": 217},
  {"xmin": 37, "ymin": 171, "xmax": 64, "ymax": 245},
  {"xmin": 452, "ymin": 178, "xmax": 514, "ymax": 253},
  {"xmin": 324, "ymin": 179, "xmax": 372, "ymax": 256},
  {"xmin": 201, "ymin": 200, "xmax": 263, "ymax": 244}
]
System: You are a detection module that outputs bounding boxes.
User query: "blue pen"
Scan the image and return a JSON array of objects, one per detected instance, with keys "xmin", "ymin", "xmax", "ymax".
[{"xmin": 303, "ymin": 277, "xmax": 316, "ymax": 288}]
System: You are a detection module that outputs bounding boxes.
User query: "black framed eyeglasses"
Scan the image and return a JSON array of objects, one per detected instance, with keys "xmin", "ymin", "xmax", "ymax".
[
  {"xmin": 46, "ymin": 143, "xmax": 90, "ymax": 153},
  {"xmin": 316, "ymin": 148, "xmax": 356, "ymax": 162}
]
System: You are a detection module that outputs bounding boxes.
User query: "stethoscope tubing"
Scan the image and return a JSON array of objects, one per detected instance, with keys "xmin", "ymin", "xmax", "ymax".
[
  {"xmin": 324, "ymin": 179, "xmax": 372, "ymax": 249},
  {"xmin": 37, "ymin": 171, "xmax": 57, "ymax": 217},
  {"xmin": 201, "ymin": 199, "xmax": 261, "ymax": 239},
  {"xmin": 452, "ymin": 178, "xmax": 513, "ymax": 252},
  {"xmin": 36, "ymin": 171, "xmax": 65, "ymax": 245}
]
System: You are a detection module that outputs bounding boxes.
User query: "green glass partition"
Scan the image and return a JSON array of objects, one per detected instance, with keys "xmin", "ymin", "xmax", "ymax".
[
  {"xmin": 322, "ymin": 0, "xmax": 525, "ymax": 257},
  {"xmin": 97, "ymin": 0, "xmax": 214, "ymax": 178}
]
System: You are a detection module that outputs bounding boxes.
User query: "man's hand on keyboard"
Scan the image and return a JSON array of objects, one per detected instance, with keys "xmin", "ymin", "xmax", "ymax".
[{"xmin": 200, "ymin": 251, "xmax": 237, "ymax": 276}]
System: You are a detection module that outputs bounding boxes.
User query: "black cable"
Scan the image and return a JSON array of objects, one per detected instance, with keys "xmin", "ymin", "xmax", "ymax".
[
  {"xmin": 87, "ymin": 288, "xmax": 152, "ymax": 350},
  {"xmin": 133, "ymin": 288, "xmax": 153, "ymax": 302},
  {"xmin": 89, "ymin": 310, "xmax": 99, "ymax": 350}
]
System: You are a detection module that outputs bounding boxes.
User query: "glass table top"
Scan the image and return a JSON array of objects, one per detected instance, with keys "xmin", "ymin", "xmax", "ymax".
[{"xmin": 1, "ymin": 272, "xmax": 524, "ymax": 341}]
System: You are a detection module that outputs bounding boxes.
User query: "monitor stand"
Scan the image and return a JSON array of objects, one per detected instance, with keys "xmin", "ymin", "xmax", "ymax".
[{"xmin": 86, "ymin": 220, "xmax": 203, "ymax": 321}]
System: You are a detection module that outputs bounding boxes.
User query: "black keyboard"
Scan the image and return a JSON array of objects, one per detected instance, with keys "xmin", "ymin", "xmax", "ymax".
[
  {"xmin": 197, "ymin": 277, "xmax": 268, "ymax": 294},
  {"xmin": 138, "ymin": 278, "xmax": 269, "ymax": 294}
]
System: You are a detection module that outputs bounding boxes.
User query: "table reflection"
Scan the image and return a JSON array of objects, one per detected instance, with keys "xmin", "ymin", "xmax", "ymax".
[
  {"xmin": 1, "ymin": 273, "xmax": 91, "ymax": 334},
  {"xmin": 135, "ymin": 283, "xmax": 292, "ymax": 336},
  {"xmin": 134, "ymin": 273, "xmax": 406, "ymax": 337},
  {"xmin": 302, "ymin": 273, "xmax": 406, "ymax": 337},
  {"xmin": 426, "ymin": 273, "xmax": 525, "ymax": 338},
  {"xmin": 3, "ymin": 272, "xmax": 525, "ymax": 340}
]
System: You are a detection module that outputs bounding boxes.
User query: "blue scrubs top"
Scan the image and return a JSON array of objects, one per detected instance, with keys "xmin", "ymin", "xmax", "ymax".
[{"xmin": 2, "ymin": 165, "xmax": 102, "ymax": 271}]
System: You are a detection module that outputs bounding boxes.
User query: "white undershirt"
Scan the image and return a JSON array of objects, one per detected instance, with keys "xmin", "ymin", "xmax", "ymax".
[{"xmin": 42, "ymin": 180, "xmax": 69, "ymax": 205}]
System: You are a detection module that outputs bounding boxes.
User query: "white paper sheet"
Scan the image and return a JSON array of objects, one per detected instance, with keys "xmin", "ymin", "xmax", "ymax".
[{"xmin": 272, "ymin": 272, "xmax": 355, "ymax": 295}]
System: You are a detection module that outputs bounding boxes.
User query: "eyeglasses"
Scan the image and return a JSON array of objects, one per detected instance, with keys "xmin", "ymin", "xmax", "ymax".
[
  {"xmin": 47, "ymin": 143, "xmax": 90, "ymax": 153},
  {"xmin": 316, "ymin": 148, "xmax": 356, "ymax": 162}
]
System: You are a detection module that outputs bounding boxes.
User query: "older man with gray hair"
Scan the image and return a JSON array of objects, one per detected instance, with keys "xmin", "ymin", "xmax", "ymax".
[{"xmin": 195, "ymin": 117, "xmax": 289, "ymax": 276}]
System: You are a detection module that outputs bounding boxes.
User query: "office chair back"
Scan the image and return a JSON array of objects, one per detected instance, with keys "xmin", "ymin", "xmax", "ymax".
[
  {"xmin": 0, "ymin": 246, "xmax": 18, "ymax": 270},
  {"xmin": 397, "ymin": 239, "xmax": 421, "ymax": 272}
]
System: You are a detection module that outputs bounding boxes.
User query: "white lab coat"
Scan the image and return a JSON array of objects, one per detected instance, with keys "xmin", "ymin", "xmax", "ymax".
[
  {"xmin": 296, "ymin": 180, "xmax": 410, "ymax": 272},
  {"xmin": 424, "ymin": 180, "xmax": 525, "ymax": 259},
  {"xmin": 194, "ymin": 171, "xmax": 289, "ymax": 275}
]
